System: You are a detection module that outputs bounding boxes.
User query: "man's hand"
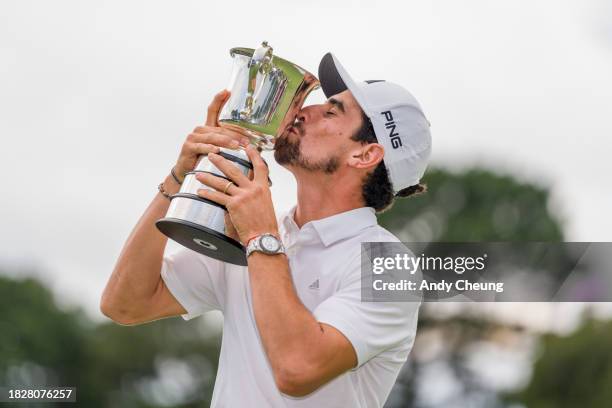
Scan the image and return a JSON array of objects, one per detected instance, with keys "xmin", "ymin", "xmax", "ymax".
[
  {"xmin": 195, "ymin": 145, "xmax": 278, "ymax": 244},
  {"xmin": 172, "ymin": 89, "xmax": 247, "ymax": 239},
  {"xmin": 174, "ymin": 90, "xmax": 250, "ymax": 180}
]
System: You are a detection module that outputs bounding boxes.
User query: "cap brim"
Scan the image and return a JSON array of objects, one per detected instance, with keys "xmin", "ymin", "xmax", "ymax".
[
  {"xmin": 319, "ymin": 53, "xmax": 348, "ymax": 98},
  {"xmin": 319, "ymin": 52, "xmax": 366, "ymax": 99},
  {"xmin": 318, "ymin": 53, "xmax": 371, "ymax": 115}
]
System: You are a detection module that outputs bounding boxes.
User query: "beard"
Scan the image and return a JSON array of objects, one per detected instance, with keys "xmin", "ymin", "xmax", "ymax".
[{"xmin": 274, "ymin": 126, "xmax": 340, "ymax": 174}]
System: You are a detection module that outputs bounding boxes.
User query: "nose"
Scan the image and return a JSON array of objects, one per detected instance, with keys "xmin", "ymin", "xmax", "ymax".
[
  {"xmin": 296, "ymin": 106, "xmax": 309, "ymax": 123},
  {"xmin": 296, "ymin": 104, "xmax": 322, "ymax": 124}
]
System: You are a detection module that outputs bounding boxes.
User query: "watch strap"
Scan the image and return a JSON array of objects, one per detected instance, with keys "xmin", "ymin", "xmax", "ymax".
[{"xmin": 246, "ymin": 233, "xmax": 285, "ymax": 257}]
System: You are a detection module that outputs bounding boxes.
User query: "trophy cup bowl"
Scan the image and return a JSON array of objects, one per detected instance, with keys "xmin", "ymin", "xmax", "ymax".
[{"xmin": 156, "ymin": 42, "xmax": 319, "ymax": 265}]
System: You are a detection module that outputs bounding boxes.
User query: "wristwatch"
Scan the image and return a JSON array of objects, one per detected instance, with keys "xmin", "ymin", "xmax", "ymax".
[{"xmin": 246, "ymin": 233, "xmax": 286, "ymax": 257}]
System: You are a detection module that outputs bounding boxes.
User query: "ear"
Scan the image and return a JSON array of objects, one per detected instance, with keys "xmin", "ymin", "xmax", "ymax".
[{"xmin": 346, "ymin": 143, "xmax": 385, "ymax": 170}]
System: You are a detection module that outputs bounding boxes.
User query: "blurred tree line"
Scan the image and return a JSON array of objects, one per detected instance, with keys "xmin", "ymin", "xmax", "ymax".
[
  {"xmin": 0, "ymin": 276, "xmax": 221, "ymax": 407},
  {"xmin": 511, "ymin": 317, "xmax": 612, "ymax": 407},
  {"xmin": 380, "ymin": 168, "xmax": 554, "ymax": 407},
  {"xmin": 1, "ymin": 166, "xmax": 609, "ymax": 407}
]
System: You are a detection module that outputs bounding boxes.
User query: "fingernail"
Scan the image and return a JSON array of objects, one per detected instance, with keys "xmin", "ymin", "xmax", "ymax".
[
  {"xmin": 231, "ymin": 140, "xmax": 239, "ymax": 148},
  {"xmin": 241, "ymin": 138, "xmax": 249, "ymax": 146}
]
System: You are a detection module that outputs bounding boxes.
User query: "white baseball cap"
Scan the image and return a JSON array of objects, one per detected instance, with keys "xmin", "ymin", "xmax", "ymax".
[{"xmin": 318, "ymin": 53, "xmax": 432, "ymax": 193}]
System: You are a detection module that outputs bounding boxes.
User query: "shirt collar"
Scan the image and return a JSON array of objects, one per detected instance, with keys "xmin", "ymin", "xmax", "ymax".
[{"xmin": 280, "ymin": 206, "xmax": 377, "ymax": 247}]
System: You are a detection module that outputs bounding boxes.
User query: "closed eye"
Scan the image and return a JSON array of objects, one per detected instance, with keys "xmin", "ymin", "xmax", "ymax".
[{"xmin": 327, "ymin": 97, "xmax": 346, "ymax": 114}]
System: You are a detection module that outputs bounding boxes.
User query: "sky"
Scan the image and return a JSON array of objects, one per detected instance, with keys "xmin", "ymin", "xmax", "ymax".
[{"xmin": 1, "ymin": 0, "xmax": 611, "ymax": 318}]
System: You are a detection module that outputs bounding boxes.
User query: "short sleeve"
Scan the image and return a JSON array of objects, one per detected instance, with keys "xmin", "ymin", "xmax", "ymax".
[
  {"xmin": 313, "ymin": 255, "xmax": 421, "ymax": 368},
  {"xmin": 161, "ymin": 247, "xmax": 227, "ymax": 320}
]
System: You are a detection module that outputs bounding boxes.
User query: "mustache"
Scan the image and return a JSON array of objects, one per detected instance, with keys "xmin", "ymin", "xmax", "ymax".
[{"xmin": 289, "ymin": 119, "xmax": 305, "ymax": 137}]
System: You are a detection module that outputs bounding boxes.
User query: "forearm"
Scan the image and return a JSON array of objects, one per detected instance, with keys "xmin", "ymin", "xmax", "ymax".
[
  {"xmin": 101, "ymin": 174, "xmax": 180, "ymax": 315},
  {"xmin": 247, "ymin": 253, "xmax": 323, "ymax": 376}
]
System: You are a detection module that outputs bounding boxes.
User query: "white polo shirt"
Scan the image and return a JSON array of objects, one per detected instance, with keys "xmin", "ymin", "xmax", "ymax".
[{"xmin": 161, "ymin": 206, "xmax": 420, "ymax": 408}]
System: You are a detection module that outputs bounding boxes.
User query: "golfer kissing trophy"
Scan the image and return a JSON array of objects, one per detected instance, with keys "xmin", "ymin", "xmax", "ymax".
[{"xmin": 156, "ymin": 42, "xmax": 319, "ymax": 265}]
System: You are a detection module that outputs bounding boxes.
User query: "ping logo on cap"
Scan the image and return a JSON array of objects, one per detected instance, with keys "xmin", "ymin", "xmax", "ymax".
[{"xmin": 381, "ymin": 111, "xmax": 402, "ymax": 149}]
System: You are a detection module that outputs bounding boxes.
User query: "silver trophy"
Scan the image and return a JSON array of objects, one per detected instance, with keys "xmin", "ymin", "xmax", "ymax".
[{"xmin": 156, "ymin": 42, "xmax": 319, "ymax": 265}]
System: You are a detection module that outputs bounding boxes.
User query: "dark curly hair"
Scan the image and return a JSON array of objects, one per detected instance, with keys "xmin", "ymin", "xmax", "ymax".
[{"xmin": 351, "ymin": 112, "xmax": 427, "ymax": 212}]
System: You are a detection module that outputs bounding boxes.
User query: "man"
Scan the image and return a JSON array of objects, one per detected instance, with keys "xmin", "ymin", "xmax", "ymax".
[{"xmin": 101, "ymin": 53, "xmax": 432, "ymax": 407}]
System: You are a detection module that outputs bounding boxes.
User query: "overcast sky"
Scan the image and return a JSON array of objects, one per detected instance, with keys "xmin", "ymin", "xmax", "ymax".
[{"xmin": 1, "ymin": 0, "xmax": 611, "ymax": 318}]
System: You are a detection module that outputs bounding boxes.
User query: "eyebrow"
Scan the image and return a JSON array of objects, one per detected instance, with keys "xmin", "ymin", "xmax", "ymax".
[{"xmin": 327, "ymin": 97, "xmax": 346, "ymax": 113}]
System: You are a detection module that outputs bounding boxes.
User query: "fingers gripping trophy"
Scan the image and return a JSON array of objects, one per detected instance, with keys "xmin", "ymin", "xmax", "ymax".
[{"xmin": 156, "ymin": 42, "xmax": 319, "ymax": 266}]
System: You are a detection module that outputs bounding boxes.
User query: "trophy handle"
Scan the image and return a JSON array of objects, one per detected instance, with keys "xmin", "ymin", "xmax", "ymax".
[{"xmin": 242, "ymin": 41, "xmax": 274, "ymax": 120}]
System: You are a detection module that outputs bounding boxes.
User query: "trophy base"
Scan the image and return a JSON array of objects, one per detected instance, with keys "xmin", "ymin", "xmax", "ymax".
[{"xmin": 156, "ymin": 217, "xmax": 247, "ymax": 266}]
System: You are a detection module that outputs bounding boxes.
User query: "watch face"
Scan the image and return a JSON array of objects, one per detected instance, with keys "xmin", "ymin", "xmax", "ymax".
[{"xmin": 260, "ymin": 235, "xmax": 280, "ymax": 253}]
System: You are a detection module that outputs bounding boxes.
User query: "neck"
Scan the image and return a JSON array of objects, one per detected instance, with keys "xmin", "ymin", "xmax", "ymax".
[{"xmin": 292, "ymin": 170, "xmax": 365, "ymax": 228}]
